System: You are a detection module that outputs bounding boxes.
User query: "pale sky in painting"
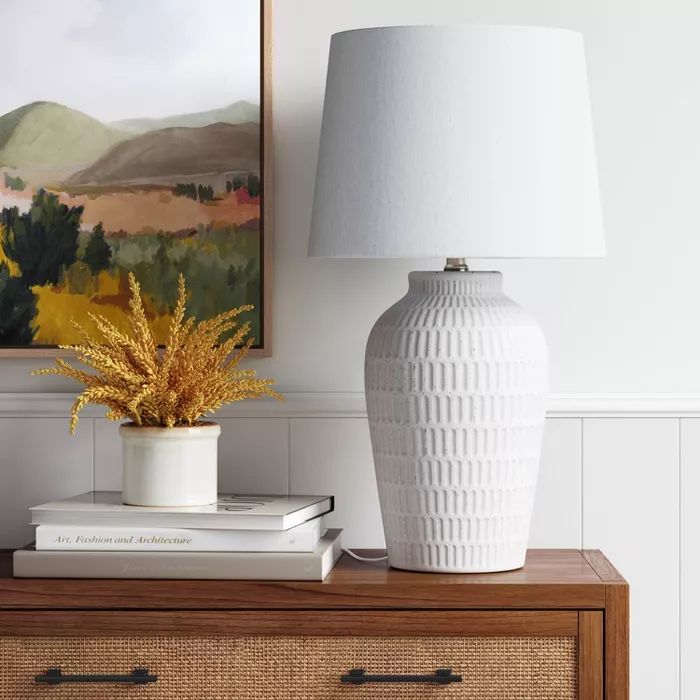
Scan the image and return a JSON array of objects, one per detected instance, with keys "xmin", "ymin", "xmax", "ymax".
[{"xmin": 0, "ymin": 0, "xmax": 260, "ymax": 122}]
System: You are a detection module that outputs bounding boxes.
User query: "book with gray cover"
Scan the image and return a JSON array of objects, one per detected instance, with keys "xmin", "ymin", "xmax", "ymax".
[
  {"xmin": 30, "ymin": 492, "xmax": 333, "ymax": 530},
  {"xmin": 14, "ymin": 529, "xmax": 343, "ymax": 581}
]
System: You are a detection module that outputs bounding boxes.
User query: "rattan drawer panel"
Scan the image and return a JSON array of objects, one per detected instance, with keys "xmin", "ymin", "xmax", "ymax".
[{"xmin": 0, "ymin": 635, "xmax": 576, "ymax": 699}]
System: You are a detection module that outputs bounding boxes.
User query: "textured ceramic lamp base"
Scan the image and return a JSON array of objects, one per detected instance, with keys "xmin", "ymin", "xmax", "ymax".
[{"xmin": 365, "ymin": 271, "xmax": 548, "ymax": 573}]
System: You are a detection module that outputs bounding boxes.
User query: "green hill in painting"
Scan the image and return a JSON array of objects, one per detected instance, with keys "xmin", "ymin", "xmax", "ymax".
[
  {"xmin": 110, "ymin": 100, "xmax": 260, "ymax": 134},
  {"xmin": 0, "ymin": 102, "xmax": 128, "ymax": 170}
]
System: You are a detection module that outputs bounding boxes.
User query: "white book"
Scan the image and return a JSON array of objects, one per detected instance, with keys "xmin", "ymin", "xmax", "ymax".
[
  {"xmin": 14, "ymin": 530, "xmax": 343, "ymax": 581},
  {"xmin": 35, "ymin": 518, "xmax": 324, "ymax": 552},
  {"xmin": 30, "ymin": 492, "xmax": 334, "ymax": 530}
]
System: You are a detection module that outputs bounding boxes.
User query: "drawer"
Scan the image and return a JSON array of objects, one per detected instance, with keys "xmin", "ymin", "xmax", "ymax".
[{"xmin": 0, "ymin": 610, "xmax": 601, "ymax": 700}]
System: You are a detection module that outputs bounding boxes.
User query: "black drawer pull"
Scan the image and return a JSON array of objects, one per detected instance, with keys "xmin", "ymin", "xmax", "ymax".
[
  {"xmin": 35, "ymin": 668, "xmax": 157, "ymax": 685},
  {"xmin": 341, "ymin": 668, "xmax": 462, "ymax": 685}
]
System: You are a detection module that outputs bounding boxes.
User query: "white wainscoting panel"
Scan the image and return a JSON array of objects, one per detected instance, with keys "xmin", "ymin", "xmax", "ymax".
[
  {"xmin": 529, "ymin": 418, "xmax": 582, "ymax": 548},
  {"xmin": 93, "ymin": 419, "xmax": 122, "ymax": 490},
  {"xmin": 0, "ymin": 418, "xmax": 93, "ymax": 548},
  {"xmin": 289, "ymin": 418, "xmax": 384, "ymax": 548},
  {"xmin": 582, "ymin": 418, "xmax": 679, "ymax": 700},
  {"xmin": 216, "ymin": 418, "xmax": 289, "ymax": 494},
  {"xmin": 680, "ymin": 419, "xmax": 699, "ymax": 700}
]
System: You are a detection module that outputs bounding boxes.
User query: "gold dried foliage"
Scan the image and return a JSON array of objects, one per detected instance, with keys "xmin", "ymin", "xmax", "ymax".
[{"xmin": 33, "ymin": 273, "xmax": 280, "ymax": 433}]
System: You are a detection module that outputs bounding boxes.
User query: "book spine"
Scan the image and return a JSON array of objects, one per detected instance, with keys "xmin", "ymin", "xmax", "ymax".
[
  {"xmin": 35, "ymin": 522, "xmax": 322, "ymax": 552},
  {"xmin": 31, "ymin": 498, "xmax": 333, "ymax": 530},
  {"xmin": 14, "ymin": 530, "xmax": 342, "ymax": 581}
]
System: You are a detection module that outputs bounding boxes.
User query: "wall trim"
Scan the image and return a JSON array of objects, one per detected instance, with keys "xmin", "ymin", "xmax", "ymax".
[
  {"xmin": 0, "ymin": 392, "xmax": 367, "ymax": 419},
  {"xmin": 546, "ymin": 394, "xmax": 700, "ymax": 417},
  {"xmin": 2, "ymin": 392, "xmax": 700, "ymax": 419}
]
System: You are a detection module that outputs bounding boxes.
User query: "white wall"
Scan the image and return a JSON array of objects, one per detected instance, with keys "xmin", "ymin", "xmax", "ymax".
[{"xmin": 4, "ymin": 0, "xmax": 700, "ymax": 395}]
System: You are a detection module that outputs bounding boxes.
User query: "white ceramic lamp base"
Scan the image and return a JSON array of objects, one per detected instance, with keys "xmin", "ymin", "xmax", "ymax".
[{"xmin": 365, "ymin": 271, "xmax": 548, "ymax": 573}]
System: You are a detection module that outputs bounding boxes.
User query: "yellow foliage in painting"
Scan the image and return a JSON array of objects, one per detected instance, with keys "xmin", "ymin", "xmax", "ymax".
[
  {"xmin": 0, "ymin": 225, "xmax": 21, "ymax": 276},
  {"xmin": 32, "ymin": 272, "xmax": 173, "ymax": 345},
  {"xmin": 93, "ymin": 269, "xmax": 120, "ymax": 296}
]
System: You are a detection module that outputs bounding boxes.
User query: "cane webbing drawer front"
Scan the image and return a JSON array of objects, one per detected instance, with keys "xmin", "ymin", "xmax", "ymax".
[{"xmin": 1, "ymin": 634, "xmax": 576, "ymax": 699}]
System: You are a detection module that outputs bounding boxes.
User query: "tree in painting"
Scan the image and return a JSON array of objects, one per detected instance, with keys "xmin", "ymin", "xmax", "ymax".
[
  {"xmin": 0, "ymin": 263, "xmax": 36, "ymax": 344},
  {"xmin": 1, "ymin": 189, "xmax": 82, "ymax": 287},
  {"xmin": 83, "ymin": 222, "xmax": 111, "ymax": 275}
]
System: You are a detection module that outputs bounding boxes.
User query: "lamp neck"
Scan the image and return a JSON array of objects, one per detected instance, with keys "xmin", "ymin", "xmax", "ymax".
[
  {"xmin": 408, "ymin": 270, "xmax": 503, "ymax": 296},
  {"xmin": 443, "ymin": 257, "xmax": 470, "ymax": 272}
]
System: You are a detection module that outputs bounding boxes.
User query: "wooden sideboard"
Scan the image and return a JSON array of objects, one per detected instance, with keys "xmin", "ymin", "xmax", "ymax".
[{"xmin": 0, "ymin": 548, "xmax": 628, "ymax": 699}]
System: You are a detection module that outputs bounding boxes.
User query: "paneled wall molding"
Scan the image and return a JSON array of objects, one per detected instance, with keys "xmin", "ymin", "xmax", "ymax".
[
  {"xmin": 3, "ymin": 391, "xmax": 700, "ymax": 419},
  {"xmin": 546, "ymin": 394, "xmax": 700, "ymax": 417},
  {"xmin": 0, "ymin": 392, "xmax": 368, "ymax": 419}
]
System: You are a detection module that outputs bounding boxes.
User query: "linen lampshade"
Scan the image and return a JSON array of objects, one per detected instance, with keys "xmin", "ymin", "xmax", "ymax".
[{"xmin": 308, "ymin": 25, "xmax": 605, "ymax": 259}]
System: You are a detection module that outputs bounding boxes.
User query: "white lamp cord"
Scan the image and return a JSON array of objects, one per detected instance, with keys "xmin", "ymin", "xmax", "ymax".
[{"xmin": 342, "ymin": 549, "xmax": 388, "ymax": 562}]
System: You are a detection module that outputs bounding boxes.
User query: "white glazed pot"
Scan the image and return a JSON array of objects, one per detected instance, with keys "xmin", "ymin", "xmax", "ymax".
[
  {"xmin": 120, "ymin": 422, "xmax": 221, "ymax": 507},
  {"xmin": 365, "ymin": 271, "xmax": 548, "ymax": 573}
]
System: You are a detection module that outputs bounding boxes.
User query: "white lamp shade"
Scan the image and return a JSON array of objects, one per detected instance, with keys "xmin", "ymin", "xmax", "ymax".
[{"xmin": 308, "ymin": 25, "xmax": 605, "ymax": 259}]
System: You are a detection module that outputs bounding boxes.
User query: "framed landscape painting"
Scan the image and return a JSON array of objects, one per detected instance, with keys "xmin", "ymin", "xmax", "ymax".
[{"xmin": 0, "ymin": 0, "xmax": 271, "ymax": 355}]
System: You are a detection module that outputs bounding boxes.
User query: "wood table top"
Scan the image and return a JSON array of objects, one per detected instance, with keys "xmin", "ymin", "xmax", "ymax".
[{"xmin": 0, "ymin": 548, "xmax": 626, "ymax": 610}]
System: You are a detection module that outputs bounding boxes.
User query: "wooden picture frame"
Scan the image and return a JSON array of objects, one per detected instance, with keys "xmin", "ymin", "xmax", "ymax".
[
  {"xmin": 0, "ymin": 0, "xmax": 272, "ymax": 357},
  {"xmin": 258, "ymin": 0, "xmax": 273, "ymax": 357}
]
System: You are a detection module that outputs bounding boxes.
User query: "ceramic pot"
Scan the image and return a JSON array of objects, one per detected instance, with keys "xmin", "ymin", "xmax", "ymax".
[{"xmin": 120, "ymin": 422, "xmax": 221, "ymax": 507}]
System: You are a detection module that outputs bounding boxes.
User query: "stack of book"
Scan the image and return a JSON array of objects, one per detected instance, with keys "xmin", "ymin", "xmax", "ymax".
[{"xmin": 14, "ymin": 492, "xmax": 341, "ymax": 581}]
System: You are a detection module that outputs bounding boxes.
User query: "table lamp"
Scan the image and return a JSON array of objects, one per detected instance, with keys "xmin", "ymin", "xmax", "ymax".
[{"xmin": 309, "ymin": 25, "xmax": 605, "ymax": 572}]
